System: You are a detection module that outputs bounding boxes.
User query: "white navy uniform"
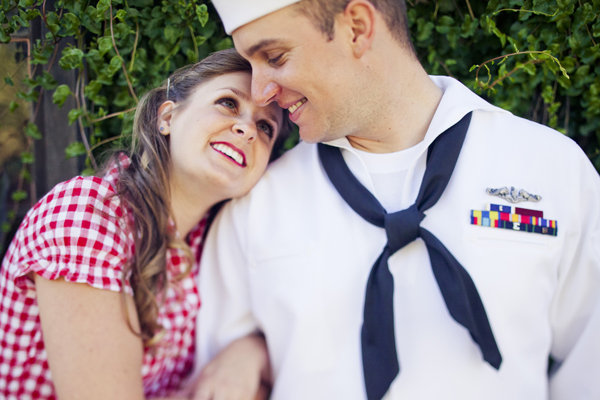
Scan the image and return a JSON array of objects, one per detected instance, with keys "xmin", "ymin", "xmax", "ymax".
[{"xmin": 195, "ymin": 76, "xmax": 600, "ymax": 399}]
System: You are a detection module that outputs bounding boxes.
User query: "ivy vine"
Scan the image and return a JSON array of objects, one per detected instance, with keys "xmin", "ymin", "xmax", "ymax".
[{"xmin": 410, "ymin": 0, "xmax": 600, "ymax": 169}]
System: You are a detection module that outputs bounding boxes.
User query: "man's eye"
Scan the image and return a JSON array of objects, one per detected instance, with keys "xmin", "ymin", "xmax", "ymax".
[
  {"xmin": 217, "ymin": 97, "xmax": 237, "ymax": 110},
  {"xmin": 267, "ymin": 53, "xmax": 284, "ymax": 66},
  {"xmin": 257, "ymin": 121, "xmax": 274, "ymax": 138}
]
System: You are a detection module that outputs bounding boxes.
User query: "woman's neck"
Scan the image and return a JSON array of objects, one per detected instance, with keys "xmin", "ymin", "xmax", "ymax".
[{"xmin": 169, "ymin": 182, "xmax": 216, "ymax": 238}]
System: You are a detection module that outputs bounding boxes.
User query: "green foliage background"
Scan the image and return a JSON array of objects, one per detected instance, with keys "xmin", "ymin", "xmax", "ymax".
[
  {"xmin": 411, "ymin": 0, "xmax": 600, "ymax": 169},
  {"xmin": 0, "ymin": 0, "xmax": 599, "ymax": 254}
]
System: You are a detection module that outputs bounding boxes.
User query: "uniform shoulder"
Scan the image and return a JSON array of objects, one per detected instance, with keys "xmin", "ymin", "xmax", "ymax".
[
  {"xmin": 259, "ymin": 142, "xmax": 319, "ymax": 182},
  {"xmin": 474, "ymin": 109, "xmax": 586, "ymax": 157}
]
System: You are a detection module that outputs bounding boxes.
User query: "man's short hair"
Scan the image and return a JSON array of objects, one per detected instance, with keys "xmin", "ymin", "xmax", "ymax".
[{"xmin": 295, "ymin": 0, "xmax": 414, "ymax": 52}]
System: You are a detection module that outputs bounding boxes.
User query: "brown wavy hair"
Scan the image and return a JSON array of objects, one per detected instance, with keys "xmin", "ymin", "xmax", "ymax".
[{"xmin": 107, "ymin": 48, "xmax": 291, "ymax": 345}]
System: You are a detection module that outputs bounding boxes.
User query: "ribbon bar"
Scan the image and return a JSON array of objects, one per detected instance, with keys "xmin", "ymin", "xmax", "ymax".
[{"xmin": 471, "ymin": 209, "xmax": 557, "ymax": 236}]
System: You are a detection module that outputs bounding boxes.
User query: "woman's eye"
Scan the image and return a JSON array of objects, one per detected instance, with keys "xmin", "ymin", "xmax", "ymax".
[
  {"xmin": 257, "ymin": 121, "xmax": 274, "ymax": 138},
  {"xmin": 217, "ymin": 97, "xmax": 237, "ymax": 110}
]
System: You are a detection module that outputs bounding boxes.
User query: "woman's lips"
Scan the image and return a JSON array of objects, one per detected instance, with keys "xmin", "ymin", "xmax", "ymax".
[{"xmin": 210, "ymin": 142, "xmax": 246, "ymax": 167}]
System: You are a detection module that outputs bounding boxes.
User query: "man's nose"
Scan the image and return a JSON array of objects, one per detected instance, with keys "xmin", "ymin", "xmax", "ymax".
[{"xmin": 252, "ymin": 72, "xmax": 280, "ymax": 106}]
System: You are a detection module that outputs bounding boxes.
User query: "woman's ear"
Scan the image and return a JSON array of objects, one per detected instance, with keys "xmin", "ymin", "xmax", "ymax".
[
  {"xmin": 157, "ymin": 101, "xmax": 175, "ymax": 135},
  {"xmin": 343, "ymin": 0, "xmax": 376, "ymax": 58}
]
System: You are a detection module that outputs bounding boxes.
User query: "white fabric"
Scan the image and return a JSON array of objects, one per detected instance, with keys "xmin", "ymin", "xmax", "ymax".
[
  {"xmin": 195, "ymin": 76, "xmax": 600, "ymax": 399},
  {"xmin": 350, "ymin": 143, "xmax": 427, "ymax": 213},
  {"xmin": 212, "ymin": 0, "xmax": 301, "ymax": 34}
]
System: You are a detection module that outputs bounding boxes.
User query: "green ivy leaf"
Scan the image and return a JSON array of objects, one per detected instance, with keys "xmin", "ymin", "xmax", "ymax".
[
  {"xmin": 84, "ymin": 80, "xmax": 102, "ymax": 98},
  {"xmin": 67, "ymin": 108, "xmax": 83, "ymax": 124},
  {"xmin": 61, "ymin": 12, "xmax": 81, "ymax": 37},
  {"xmin": 20, "ymin": 151, "xmax": 34, "ymax": 164},
  {"xmin": 31, "ymin": 41, "xmax": 52, "ymax": 64},
  {"xmin": 21, "ymin": 168, "xmax": 31, "ymax": 182},
  {"xmin": 113, "ymin": 89, "xmax": 134, "ymax": 107},
  {"xmin": 114, "ymin": 22, "xmax": 131, "ymax": 37},
  {"xmin": 416, "ymin": 19, "xmax": 434, "ymax": 42},
  {"xmin": 115, "ymin": 9, "xmax": 127, "ymax": 21},
  {"xmin": 11, "ymin": 190, "xmax": 28, "ymax": 202},
  {"xmin": 59, "ymin": 47, "xmax": 84, "ymax": 70},
  {"xmin": 81, "ymin": 167, "xmax": 96, "ymax": 176},
  {"xmin": 45, "ymin": 11, "xmax": 60, "ymax": 36},
  {"xmin": 22, "ymin": 7, "xmax": 41, "ymax": 21},
  {"xmin": 164, "ymin": 25, "xmax": 180, "ymax": 44},
  {"xmin": 25, "ymin": 122, "xmax": 42, "ymax": 139},
  {"xmin": 593, "ymin": 19, "xmax": 600, "ymax": 38},
  {"xmin": 106, "ymin": 55, "xmax": 123, "ymax": 77},
  {"xmin": 0, "ymin": 29, "xmax": 10, "ymax": 43},
  {"xmin": 13, "ymin": 11, "xmax": 29, "ymax": 28},
  {"xmin": 81, "ymin": 5, "xmax": 102, "ymax": 34},
  {"xmin": 65, "ymin": 141, "xmax": 87, "ymax": 158},
  {"xmin": 18, "ymin": 0, "xmax": 37, "ymax": 7},
  {"xmin": 17, "ymin": 88, "xmax": 39, "ymax": 102},
  {"xmin": 96, "ymin": 0, "xmax": 110, "ymax": 15},
  {"xmin": 127, "ymin": 8, "xmax": 141, "ymax": 18},
  {"xmin": 9, "ymin": 100, "xmax": 19, "ymax": 112},
  {"xmin": 196, "ymin": 4, "xmax": 208, "ymax": 27},
  {"xmin": 52, "ymin": 84, "xmax": 73, "ymax": 107},
  {"xmin": 214, "ymin": 37, "xmax": 233, "ymax": 51},
  {"xmin": 38, "ymin": 71, "xmax": 58, "ymax": 90},
  {"xmin": 97, "ymin": 36, "xmax": 113, "ymax": 56}
]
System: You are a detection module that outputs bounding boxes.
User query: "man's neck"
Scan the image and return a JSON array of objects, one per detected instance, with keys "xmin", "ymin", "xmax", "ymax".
[{"xmin": 346, "ymin": 52, "xmax": 443, "ymax": 154}]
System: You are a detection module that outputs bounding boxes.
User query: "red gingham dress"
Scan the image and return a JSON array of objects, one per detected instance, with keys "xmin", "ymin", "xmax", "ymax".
[{"xmin": 0, "ymin": 158, "xmax": 208, "ymax": 399}]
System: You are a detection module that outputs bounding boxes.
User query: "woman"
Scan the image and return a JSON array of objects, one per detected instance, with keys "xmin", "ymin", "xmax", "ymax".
[{"xmin": 0, "ymin": 48, "xmax": 290, "ymax": 399}]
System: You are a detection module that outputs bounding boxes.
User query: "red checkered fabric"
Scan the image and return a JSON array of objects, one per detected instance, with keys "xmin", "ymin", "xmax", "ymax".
[{"xmin": 0, "ymin": 158, "xmax": 208, "ymax": 398}]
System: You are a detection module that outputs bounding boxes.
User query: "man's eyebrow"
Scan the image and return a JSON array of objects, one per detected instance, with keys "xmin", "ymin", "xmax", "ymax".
[{"xmin": 246, "ymin": 39, "xmax": 282, "ymax": 57}]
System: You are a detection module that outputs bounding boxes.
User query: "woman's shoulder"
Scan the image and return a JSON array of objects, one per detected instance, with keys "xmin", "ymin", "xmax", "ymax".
[
  {"xmin": 31, "ymin": 153, "xmax": 130, "ymax": 220},
  {"xmin": 29, "ymin": 173, "xmax": 122, "ymax": 224},
  {"xmin": 3, "ymin": 167, "xmax": 135, "ymax": 293}
]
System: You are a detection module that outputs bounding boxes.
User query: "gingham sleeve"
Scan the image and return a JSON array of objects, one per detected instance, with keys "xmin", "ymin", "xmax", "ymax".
[{"xmin": 7, "ymin": 175, "xmax": 135, "ymax": 295}]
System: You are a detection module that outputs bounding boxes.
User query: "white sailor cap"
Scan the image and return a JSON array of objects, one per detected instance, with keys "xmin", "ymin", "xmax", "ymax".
[{"xmin": 212, "ymin": 0, "xmax": 302, "ymax": 34}]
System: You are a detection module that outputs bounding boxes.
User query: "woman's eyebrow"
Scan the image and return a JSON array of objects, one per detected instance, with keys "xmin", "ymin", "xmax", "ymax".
[{"xmin": 220, "ymin": 87, "xmax": 250, "ymax": 100}]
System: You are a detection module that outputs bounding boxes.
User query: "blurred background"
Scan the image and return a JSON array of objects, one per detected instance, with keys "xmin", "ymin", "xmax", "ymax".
[{"xmin": 1, "ymin": 0, "xmax": 599, "ymax": 257}]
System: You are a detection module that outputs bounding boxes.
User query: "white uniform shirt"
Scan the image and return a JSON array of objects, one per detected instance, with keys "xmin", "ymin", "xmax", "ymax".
[{"xmin": 195, "ymin": 76, "xmax": 600, "ymax": 399}]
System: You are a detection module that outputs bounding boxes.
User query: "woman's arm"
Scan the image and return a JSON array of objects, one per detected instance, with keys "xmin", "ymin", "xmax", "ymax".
[
  {"xmin": 183, "ymin": 333, "xmax": 272, "ymax": 400},
  {"xmin": 35, "ymin": 274, "xmax": 145, "ymax": 399}
]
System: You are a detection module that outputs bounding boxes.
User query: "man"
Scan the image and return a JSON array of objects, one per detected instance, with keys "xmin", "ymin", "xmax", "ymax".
[{"xmin": 195, "ymin": 1, "xmax": 600, "ymax": 399}]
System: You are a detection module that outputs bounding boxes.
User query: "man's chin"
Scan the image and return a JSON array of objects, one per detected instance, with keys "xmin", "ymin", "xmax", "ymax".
[{"xmin": 298, "ymin": 127, "xmax": 329, "ymax": 144}]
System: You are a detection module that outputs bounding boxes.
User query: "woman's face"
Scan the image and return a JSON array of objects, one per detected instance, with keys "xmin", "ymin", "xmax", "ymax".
[{"xmin": 159, "ymin": 71, "xmax": 284, "ymax": 201}]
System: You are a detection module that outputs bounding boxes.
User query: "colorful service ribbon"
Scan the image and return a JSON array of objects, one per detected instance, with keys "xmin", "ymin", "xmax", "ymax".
[{"xmin": 471, "ymin": 203, "xmax": 557, "ymax": 236}]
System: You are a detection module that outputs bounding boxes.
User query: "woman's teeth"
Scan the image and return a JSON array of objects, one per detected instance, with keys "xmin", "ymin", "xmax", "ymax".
[{"xmin": 211, "ymin": 143, "xmax": 245, "ymax": 166}]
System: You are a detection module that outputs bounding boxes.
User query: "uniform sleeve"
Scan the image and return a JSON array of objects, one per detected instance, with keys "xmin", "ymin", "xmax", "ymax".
[
  {"xmin": 549, "ymin": 155, "xmax": 600, "ymax": 399},
  {"xmin": 6, "ymin": 176, "xmax": 135, "ymax": 295},
  {"xmin": 194, "ymin": 197, "xmax": 259, "ymax": 372}
]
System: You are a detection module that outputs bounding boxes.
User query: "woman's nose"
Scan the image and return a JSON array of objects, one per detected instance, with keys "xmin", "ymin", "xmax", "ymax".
[{"xmin": 232, "ymin": 120, "xmax": 256, "ymax": 142}]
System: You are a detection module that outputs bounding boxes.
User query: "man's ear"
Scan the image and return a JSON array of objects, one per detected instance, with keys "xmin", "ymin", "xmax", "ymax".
[
  {"xmin": 157, "ymin": 101, "xmax": 175, "ymax": 135},
  {"xmin": 343, "ymin": 0, "xmax": 376, "ymax": 58}
]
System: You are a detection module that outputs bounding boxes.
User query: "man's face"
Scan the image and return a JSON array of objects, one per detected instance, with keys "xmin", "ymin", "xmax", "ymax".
[{"xmin": 232, "ymin": 5, "xmax": 360, "ymax": 143}]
